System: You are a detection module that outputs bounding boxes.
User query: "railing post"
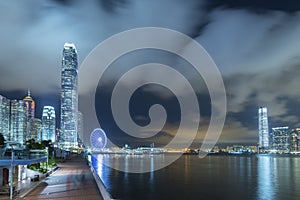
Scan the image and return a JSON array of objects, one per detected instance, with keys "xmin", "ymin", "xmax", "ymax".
[{"xmin": 9, "ymin": 150, "xmax": 14, "ymax": 200}]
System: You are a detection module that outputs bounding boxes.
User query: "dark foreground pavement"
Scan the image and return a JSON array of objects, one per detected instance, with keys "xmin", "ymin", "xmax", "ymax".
[{"xmin": 23, "ymin": 155, "xmax": 103, "ymax": 200}]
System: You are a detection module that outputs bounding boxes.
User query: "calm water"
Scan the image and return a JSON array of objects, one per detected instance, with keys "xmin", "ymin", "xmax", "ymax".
[{"xmin": 92, "ymin": 154, "xmax": 300, "ymax": 200}]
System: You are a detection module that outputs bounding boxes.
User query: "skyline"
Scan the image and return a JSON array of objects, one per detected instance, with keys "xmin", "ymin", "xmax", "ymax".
[{"xmin": 1, "ymin": 1, "xmax": 300, "ymax": 146}]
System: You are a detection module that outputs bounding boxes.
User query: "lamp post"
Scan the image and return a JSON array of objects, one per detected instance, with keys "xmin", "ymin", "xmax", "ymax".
[
  {"xmin": 9, "ymin": 148, "xmax": 13, "ymax": 200},
  {"xmin": 46, "ymin": 147, "xmax": 49, "ymax": 172},
  {"xmin": 8, "ymin": 144, "xmax": 16, "ymax": 200}
]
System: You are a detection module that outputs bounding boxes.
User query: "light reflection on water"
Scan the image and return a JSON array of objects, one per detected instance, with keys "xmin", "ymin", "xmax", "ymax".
[
  {"xmin": 257, "ymin": 156, "xmax": 275, "ymax": 200},
  {"xmin": 92, "ymin": 154, "xmax": 300, "ymax": 200}
]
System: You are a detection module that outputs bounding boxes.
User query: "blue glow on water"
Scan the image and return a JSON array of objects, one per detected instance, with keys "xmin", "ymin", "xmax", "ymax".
[{"xmin": 92, "ymin": 154, "xmax": 300, "ymax": 200}]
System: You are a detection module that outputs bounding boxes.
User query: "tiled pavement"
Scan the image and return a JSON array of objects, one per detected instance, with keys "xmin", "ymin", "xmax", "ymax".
[{"xmin": 21, "ymin": 155, "xmax": 103, "ymax": 200}]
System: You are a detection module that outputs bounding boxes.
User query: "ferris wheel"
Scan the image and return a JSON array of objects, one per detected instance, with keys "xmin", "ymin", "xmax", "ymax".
[{"xmin": 90, "ymin": 128, "xmax": 107, "ymax": 149}]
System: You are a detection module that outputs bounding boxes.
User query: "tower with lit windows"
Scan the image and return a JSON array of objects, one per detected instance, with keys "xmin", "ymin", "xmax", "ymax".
[
  {"xmin": 30, "ymin": 118, "xmax": 42, "ymax": 141},
  {"xmin": 0, "ymin": 95, "xmax": 10, "ymax": 140},
  {"xmin": 258, "ymin": 107, "xmax": 269, "ymax": 150},
  {"xmin": 77, "ymin": 111, "xmax": 84, "ymax": 145},
  {"xmin": 23, "ymin": 90, "xmax": 35, "ymax": 120},
  {"xmin": 10, "ymin": 100, "xmax": 26, "ymax": 145},
  {"xmin": 271, "ymin": 127, "xmax": 289, "ymax": 153},
  {"xmin": 42, "ymin": 106, "xmax": 56, "ymax": 142},
  {"xmin": 60, "ymin": 43, "xmax": 78, "ymax": 148},
  {"xmin": 23, "ymin": 90, "xmax": 35, "ymax": 141}
]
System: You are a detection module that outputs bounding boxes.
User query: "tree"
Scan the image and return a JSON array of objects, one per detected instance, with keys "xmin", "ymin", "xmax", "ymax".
[
  {"xmin": 0, "ymin": 133, "xmax": 5, "ymax": 147},
  {"xmin": 25, "ymin": 139, "xmax": 43, "ymax": 150}
]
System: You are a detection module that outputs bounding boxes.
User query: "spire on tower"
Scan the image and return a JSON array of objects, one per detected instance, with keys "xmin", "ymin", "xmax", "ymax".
[{"xmin": 27, "ymin": 89, "xmax": 31, "ymax": 97}]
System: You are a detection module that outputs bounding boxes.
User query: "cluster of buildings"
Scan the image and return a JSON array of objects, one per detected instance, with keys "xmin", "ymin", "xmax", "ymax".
[
  {"xmin": 207, "ymin": 145, "xmax": 258, "ymax": 154},
  {"xmin": 0, "ymin": 92, "xmax": 56, "ymax": 145},
  {"xmin": 0, "ymin": 43, "xmax": 83, "ymax": 149},
  {"xmin": 0, "ymin": 43, "xmax": 84, "ymax": 194},
  {"xmin": 258, "ymin": 106, "xmax": 300, "ymax": 154}
]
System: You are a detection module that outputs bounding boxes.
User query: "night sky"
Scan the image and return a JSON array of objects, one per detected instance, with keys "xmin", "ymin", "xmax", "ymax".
[{"xmin": 1, "ymin": 0, "xmax": 300, "ymax": 147}]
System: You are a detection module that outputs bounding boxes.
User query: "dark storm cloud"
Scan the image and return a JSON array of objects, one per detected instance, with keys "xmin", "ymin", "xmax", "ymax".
[
  {"xmin": 0, "ymin": 0, "xmax": 204, "ymax": 94},
  {"xmin": 98, "ymin": 0, "xmax": 130, "ymax": 13},
  {"xmin": 206, "ymin": 0, "xmax": 300, "ymax": 12}
]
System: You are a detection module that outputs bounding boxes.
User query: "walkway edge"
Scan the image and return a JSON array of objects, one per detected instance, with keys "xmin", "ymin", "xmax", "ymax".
[
  {"xmin": 19, "ymin": 166, "xmax": 60, "ymax": 199},
  {"xmin": 19, "ymin": 179, "xmax": 44, "ymax": 199},
  {"xmin": 91, "ymin": 164, "xmax": 115, "ymax": 200}
]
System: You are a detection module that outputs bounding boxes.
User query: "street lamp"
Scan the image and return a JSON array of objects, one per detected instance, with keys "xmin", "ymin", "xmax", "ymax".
[
  {"xmin": 9, "ymin": 148, "xmax": 14, "ymax": 200},
  {"xmin": 8, "ymin": 142, "xmax": 17, "ymax": 200},
  {"xmin": 46, "ymin": 147, "xmax": 49, "ymax": 172}
]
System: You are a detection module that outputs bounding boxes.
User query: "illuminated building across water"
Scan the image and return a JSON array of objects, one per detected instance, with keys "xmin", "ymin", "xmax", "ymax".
[
  {"xmin": 271, "ymin": 127, "xmax": 289, "ymax": 153},
  {"xmin": 288, "ymin": 129, "xmax": 299, "ymax": 152},
  {"xmin": 258, "ymin": 107, "xmax": 269, "ymax": 150}
]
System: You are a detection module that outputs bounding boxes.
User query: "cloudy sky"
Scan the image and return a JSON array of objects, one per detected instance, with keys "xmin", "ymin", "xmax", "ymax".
[{"xmin": 1, "ymin": 0, "xmax": 300, "ymax": 147}]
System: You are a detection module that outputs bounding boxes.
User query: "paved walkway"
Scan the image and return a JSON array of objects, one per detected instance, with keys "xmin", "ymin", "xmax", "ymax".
[
  {"xmin": 0, "ymin": 170, "xmax": 48, "ymax": 200},
  {"xmin": 22, "ymin": 155, "xmax": 103, "ymax": 200}
]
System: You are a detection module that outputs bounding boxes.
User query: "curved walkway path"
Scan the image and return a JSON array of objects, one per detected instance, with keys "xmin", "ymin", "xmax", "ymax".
[{"xmin": 23, "ymin": 155, "xmax": 103, "ymax": 200}]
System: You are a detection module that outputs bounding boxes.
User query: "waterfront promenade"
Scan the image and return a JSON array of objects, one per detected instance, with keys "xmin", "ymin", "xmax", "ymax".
[{"xmin": 22, "ymin": 154, "xmax": 103, "ymax": 200}]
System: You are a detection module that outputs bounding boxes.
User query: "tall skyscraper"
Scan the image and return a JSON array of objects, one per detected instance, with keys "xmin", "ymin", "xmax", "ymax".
[
  {"xmin": 0, "ymin": 95, "xmax": 10, "ymax": 140},
  {"xmin": 10, "ymin": 100, "xmax": 26, "ymax": 145},
  {"xmin": 42, "ymin": 106, "xmax": 56, "ymax": 142},
  {"xmin": 272, "ymin": 126, "xmax": 289, "ymax": 153},
  {"xmin": 60, "ymin": 43, "xmax": 78, "ymax": 148},
  {"xmin": 23, "ymin": 90, "xmax": 35, "ymax": 141},
  {"xmin": 23, "ymin": 90, "xmax": 35, "ymax": 119},
  {"xmin": 258, "ymin": 106, "xmax": 269, "ymax": 150}
]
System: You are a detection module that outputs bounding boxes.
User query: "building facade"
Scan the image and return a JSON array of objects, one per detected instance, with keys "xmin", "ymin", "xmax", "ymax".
[
  {"xmin": 77, "ymin": 111, "xmax": 84, "ymax": 145},
  {"xmin": 271, "ymin": 126, "xmax": 289, "ymax": 153},
  {"xmin": 42, "ymin": 106, "xmax": 56, "ymax": 142},
  {"xmin": 258, "ymin": 107, "xmax": 269, "ymax": 150},
  {"xmin": 10, "ymin": 100, "xmax": 26, "ymax": 145},
  {"xmin": 289, "ymin": 129, "xmax": 299, "ymax": 152},
  {"xmin": 0, "ymin": 95, "xmax": 10, "ymax": 140},
  {"xmin": 23, "ymin": 90, "xmax": 35, "ymax": 120},
  {"xmin": 60, "ymin": 43, "xmax": 78, "ymax": 148},
  {"xmin": 30, "ymin": 118, "xmax": 42, "ymax": 142},
  {"xmin": 23, "ymin": 90, "xmax": 35, "ymax": 141}
]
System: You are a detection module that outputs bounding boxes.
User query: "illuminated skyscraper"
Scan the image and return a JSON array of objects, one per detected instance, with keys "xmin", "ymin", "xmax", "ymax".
[
  {"xmin": 0, "ymin": 95, "xmax": 10, "ymax": 140},
  {"xmin": 272, "ymin": 126, "xmax": 289, "ymax": 153},
  {"xmin": 60, "ymin": 43, "xmax": 78, "ymax": 148},
  {"xmin": 289, "ymin": 128, "xmax": 300, "ymax": 152},
  {"xmin": 258, "ymin": 107, "xmax": 269, "ymax": 150},
  {"xmin": 10, "ymin": 100, "xmax": 26, "ymax": 145},
  {"xmin": 42, "ymin": 106, "xmax": 56, "ymax": 142},
  {"xmin": 23, "ymin": 90, "xmax": 35, "ymax": 141},
  {"xmin": 30, "ymin": 118, "xmax": 42, "ymax": 141},
  {"xmin": 77, "ymin": 111, "xmax": 84, "ymax": 144},
  {"xmin": 23, "ymin": 90, "xmax": 35, "ymax": 119}
]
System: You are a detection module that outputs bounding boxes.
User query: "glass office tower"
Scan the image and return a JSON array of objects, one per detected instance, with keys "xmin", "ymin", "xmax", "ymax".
[
  {"xmin": 23, "ymin": 90, "xmax": 35, "ymax": 141},
  {"xmin": 42, "ymin": 106, "xmax": 56, "ymax": 142},
  {"xmin": 0, "ymin": 95, "xmax": 10, "ymax": 141},
  {"xmin": 10, "ymin": 100, "xmax": 26, "ymax": 145},
  {"xmin": 272, "ymin": 126, "xmax": 289, "ymax": 153},
  {"xmin": 258, "ymin": 107, "xmax": 269, "ymax": 150},
  {"xmin": 60, "ymin": 43, "xmax": 78, "ymax": 148},
  {"xmin": 30, "ymin": 118, "xmax": 42, "ymax": 141}
]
